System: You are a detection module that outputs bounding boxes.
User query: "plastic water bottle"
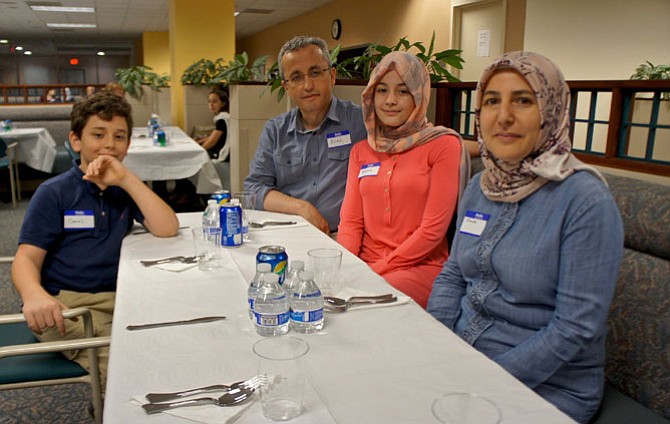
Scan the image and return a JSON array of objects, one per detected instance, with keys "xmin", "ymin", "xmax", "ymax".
[
  {"xmin": 248, "ymin": 262, "xmax": 271, "ymax": 320},
  {"xmin": 202, "ymin": 199, "xmax": 220, "ymax": 234},
  {"xmin": 253, "ymin": 273, "xmax": 289, "ymax": 337},
  {"xmin": 283, "ymin": 260, "xmax": 305, "ymax": 299},
  {"xmin": 289, "ymin": 270, "xmax": 324, "ymax": 334}
]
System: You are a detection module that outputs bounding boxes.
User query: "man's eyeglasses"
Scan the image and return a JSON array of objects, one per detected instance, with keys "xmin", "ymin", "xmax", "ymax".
[{"xmin": 285, "ymin": 67, "xmax": 331, "ymax": 87}]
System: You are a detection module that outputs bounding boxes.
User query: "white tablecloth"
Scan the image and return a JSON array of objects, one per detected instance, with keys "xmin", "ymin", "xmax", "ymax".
[
  {"xmin": 104, "ymin": 211, "xmax": 575, "ymax": 424},
  {"xmin": 124, "ymin": 126, "xmax": 222, "ymax": 194},
  {"xmin": 1, "ymin": 127, "xmax": 57, "ymax": 173}
]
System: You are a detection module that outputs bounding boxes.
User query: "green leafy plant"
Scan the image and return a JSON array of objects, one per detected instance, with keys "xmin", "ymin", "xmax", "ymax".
[
  {"xmin": 631, "ymin": 61, "xmax": 670, "ymax": 101},
  {"xmin": 265, "ymin": 32, "xmax": 464, "ymax": 102},
  {"xmin": 181, "ymin": 53, "xmax": 269, "ymax": 87},
  {"xmin": 114, "ymin": 65, "xmax": 169, "ymax": 101}
]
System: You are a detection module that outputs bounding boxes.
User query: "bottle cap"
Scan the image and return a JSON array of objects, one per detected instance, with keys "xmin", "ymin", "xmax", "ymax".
[
  {"xmin": 291, "ymin": 260, "xmax": 305, "ymax": 270},
  {"xmin": 256, "ymin": 262, "xmax": 271, "ymax": 272}
]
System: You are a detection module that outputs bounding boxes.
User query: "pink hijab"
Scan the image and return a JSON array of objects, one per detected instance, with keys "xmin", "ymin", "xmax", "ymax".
[
  {"xmin": 475, "ymin": 51, "xmax": 605, "ymax": 203},
  {"xmin": 361, "ymin": 51, "xmax": 461, "ymax": 153}
]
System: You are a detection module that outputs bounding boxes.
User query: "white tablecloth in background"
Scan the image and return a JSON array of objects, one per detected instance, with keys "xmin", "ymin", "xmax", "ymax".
[
  {"xmin": 124, "ymin": 126, "xmax": 222, "ymax": 194},
  {"xmin": 1, "ymin": 127, "xmax": 57, "ymax": 173},
  {"xmin": 104, "ymin": 211, "xmax": 575, "ymax": 424}
]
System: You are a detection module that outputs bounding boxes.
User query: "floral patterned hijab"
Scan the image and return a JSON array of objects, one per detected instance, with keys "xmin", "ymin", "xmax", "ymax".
[{"xmin": 475, "ymin": 51, "xmax": 605, "ymax": 203}]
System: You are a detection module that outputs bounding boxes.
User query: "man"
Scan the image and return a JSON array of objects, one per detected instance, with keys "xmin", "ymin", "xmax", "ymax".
[
  {"xmin": 11, "ymin": 92, "xmax": 179, "ymax": 388},
  {"xmin": 244, "ymin": 36, "xmax": 367, "ymax": 235}
]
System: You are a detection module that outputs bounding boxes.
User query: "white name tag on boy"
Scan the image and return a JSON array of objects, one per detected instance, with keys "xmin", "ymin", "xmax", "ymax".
[
  {"xmin": 327, "ymin": 130, "xmax": 352, "ymax": 149},
  {"xmin": 64, "ymin": 210, "xmax": 95, "ymax": 230},
  {"xmin": 459, "ymin": 210, "xmax": 490, "ymax": 237},
  {"xmin": 358, "ymin": 162, "xmax": 381, "ymax": 178}
]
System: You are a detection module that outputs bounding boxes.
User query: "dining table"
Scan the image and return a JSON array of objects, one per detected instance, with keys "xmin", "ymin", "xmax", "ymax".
[
  {"xmin": 104, "ymin": 210, "xmax": 575, "ymax": 423},
  {"xmin": 124, "ymin": 126, "xmax": 222, "ymax": 194},
  {"xmin": 0, "ymin": 127, "xmax": 57, "ymax": 173}
]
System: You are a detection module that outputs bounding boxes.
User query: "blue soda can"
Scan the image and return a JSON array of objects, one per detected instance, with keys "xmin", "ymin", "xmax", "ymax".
[
  {"xmin": 210, "ymin": 190, "xmax": 231, "ymax": 205},
  {"xmin": 220, "ymin": 204, "xmax": 243, "ymax": 247},
  {"xmin": 154, "ymin": 129, "xmax": 166, "ymax": 147},
  {"xmin": 256, "ymin": 245, "xmax": 288, "ymax": 285}
]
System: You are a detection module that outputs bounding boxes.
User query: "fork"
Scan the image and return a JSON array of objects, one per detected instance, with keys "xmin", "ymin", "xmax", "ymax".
[
  {"xmin": 142, "ymin": 386, "xmax": 255, "ymax": 414},
  {"xmin": 145, "ymin": 376, "xmax": 263, "ymax": 403},
  {"xmin": 140, "ymin": 256, "xmax": 198, "ymax": 267},
  {"xmin": 248, "ymin": 220, "xmax": 296, "ymax": 228}
]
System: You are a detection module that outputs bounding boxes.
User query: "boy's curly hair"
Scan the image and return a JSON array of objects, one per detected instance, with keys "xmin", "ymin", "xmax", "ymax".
[{"xmin": 70, "ymin": 91, "xmax": 133, "ymax": 139}]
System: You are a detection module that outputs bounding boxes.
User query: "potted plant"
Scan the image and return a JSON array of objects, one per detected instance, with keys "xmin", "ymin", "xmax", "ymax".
[
  {"xmin": 180, "ymin": 53, "xmax": 269, "ymax": 87},
  {"xmin": 114, "ymin": 65, "xmax": 169, "ymax": 101},
  {"xmin": 631, "ymin": 61, "xmax": 670, "ymax": 101},
  {"xmin": 180, "ymin": 58, "xmax": 228, "ymax": 87}
]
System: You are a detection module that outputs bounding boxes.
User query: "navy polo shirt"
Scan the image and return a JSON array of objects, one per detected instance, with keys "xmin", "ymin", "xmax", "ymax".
[{"xmin": 18, "ymin": 163, "xmax": 144, "ymax": 295}]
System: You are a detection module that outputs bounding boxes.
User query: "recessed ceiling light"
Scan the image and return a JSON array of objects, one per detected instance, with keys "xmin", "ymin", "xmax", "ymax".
[
  {"xmin": 31, "ymin": 6, "xmax": 94, "ymax": 13},
  {"xmin": 97, "ymin": 51, "xmax": 105, "ymax": 56},
  {"xmin": 46, "ymin": 23, "xmax": 96, "ymax": 28},
  {"xmin": 234, "ymin": 11, "xmax": 240, "ymax": 17},
  {"xmin": 15, "ymin": 46, "xmax": 23, "ymax": 51},
  {"xmin": 24, "ymin": 51, "xmax": 32, "ymax": 55},
  {"xmin": 0, "ymin": 39, "xmax": 8, "ymax": 44}
]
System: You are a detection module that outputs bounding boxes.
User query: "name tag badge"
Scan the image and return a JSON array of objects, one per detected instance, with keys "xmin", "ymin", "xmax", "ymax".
[
  {"xmin": 358, "ymin": 162, "xmax": 381, "ymax": 178},
  {"xmin": 64, "ymin": 210, "xmax": 95, "ymax": 230},
  {"xmin": 459, "ymin": 210, "xmax": 490, "ymax": 237},
  {"xmin": 327, "ymin": 130, "xmax": 352, "ymax": 149}
]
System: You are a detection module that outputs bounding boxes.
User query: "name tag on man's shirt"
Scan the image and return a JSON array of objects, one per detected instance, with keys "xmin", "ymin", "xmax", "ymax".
[
  {"xmin": 327, "ymin": 131, "xmax": 352, "ymax": 149},
  {"xmin": 64, "ymin": 210, "xmax": 95, "ymax": 230},
  {"xmin": 358, "ymin": 162, "xmax": 381, "ymax": 178},
  {"xmin": 459, "ymin": 210, "xmax": 490, "ymax": 237}
]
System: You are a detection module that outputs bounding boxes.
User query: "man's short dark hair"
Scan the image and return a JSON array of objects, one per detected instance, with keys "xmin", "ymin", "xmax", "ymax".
[
  {"xmin": 277, "ymin": 36, "xmax": 331, "ymax": 80},
  {"xmin": 70, "ymin": 91, "xmax": 133, "ymax": 139}
]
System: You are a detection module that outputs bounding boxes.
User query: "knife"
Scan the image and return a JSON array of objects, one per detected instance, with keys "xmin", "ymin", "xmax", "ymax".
[{"xmin": 126, "ymin": 316, "xmax": 227, "ymax": 331}]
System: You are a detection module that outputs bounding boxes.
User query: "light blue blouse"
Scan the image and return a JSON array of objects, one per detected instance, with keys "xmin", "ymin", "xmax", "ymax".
[{"xmin": 427, "ymin": 171, "xmax": 623, "ymax": 423}]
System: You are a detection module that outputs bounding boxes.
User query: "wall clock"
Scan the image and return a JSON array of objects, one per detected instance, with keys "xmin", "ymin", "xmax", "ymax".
[{"xmin": 331, "ymin": 19, "xmax": 342, "ymax": 40}]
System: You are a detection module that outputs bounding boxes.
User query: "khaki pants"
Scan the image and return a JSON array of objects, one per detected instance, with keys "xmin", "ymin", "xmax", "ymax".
[{"xmin": 35, "ymin": 290, "xmax": 114, "ymax": 392}]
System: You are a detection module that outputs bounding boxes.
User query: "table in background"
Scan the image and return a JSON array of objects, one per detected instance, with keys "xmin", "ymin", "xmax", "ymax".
[
  {"xmin": 0, "ymin": 127, "xmax": 57, "ymax": 173},
  {"xmin": 124, "ymin": 126, "xmax": 222, "ymax": 194},
  {"xmin": 104, "ymin": 211, "xmax": 575, "ymax": 423}
]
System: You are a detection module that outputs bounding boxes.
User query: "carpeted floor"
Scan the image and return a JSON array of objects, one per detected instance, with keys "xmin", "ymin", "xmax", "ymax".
[{"xmin": 0, "ymin": 196, "xmax": 94, "ymax": 424}]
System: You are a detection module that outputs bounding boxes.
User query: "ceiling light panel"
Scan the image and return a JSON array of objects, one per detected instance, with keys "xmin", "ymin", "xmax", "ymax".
[
  {"xmin": 46, "ymin": 23, "xmax": 97, "ymax": 28},
  {"xmin": 31, "ymin": 6, "xmax": 95, "ymax": 12}
]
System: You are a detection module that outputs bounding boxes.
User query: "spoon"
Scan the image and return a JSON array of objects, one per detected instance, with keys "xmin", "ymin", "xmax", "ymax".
[{"xmin": 324, "ymin": 294, "xmax": 397, "ymax": 312}]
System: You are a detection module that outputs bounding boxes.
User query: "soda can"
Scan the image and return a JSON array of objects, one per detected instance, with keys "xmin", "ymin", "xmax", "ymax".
[
  {"xmin": 220, "ymin": 204, "xmax": 243, "ymax": 247},
  {"xmin": 256, "ymin": 245, "xmax": 288, "ymax": 285},
  {"xmin": 154, "ymin": 129, "xmax": 166, "ymax": 147},
  {"xmin": 210, "ymin": 190, "xmax": 231, "ymax": 205}
]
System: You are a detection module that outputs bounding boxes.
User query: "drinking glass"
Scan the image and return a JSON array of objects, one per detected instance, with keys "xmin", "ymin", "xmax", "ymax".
[
  {"xmin": 307, "ymin": 248, "xmax": 342, "ymax": 296},
  {"xmin": 431, "ymin": 392, "xmax": 502, "ymax": 424},
  {"xmin": 253, "ymin": 337, "xmax": 309, "ymax": 421},
  {"xmin": 233, "ymin": 191, "xmax": 257, "ymax": 242},
  {"xmin": 192, "ymin": 227, "xmax": 223, "ymax": 271}
]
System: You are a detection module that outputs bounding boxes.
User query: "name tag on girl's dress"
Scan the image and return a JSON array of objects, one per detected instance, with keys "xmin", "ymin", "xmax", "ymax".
[
  {"xmin": 459, "ymin": 210, "xmax": 490, "ymax": 237},
  {"xmin": 358, "ymin": 162, "xmax": 381, "ymax": 178},
  {"xmin": 64, "ymin": 210, "xmax": 95, "ymax": 230},
  {"xmin": 327, "ymin": 131, "xmax": 352, "ymax": 149}
]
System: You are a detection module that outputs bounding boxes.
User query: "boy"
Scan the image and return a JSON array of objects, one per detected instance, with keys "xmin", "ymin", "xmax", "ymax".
[{"xmin": 11, "ymin": 91, "xmax": 179, "ymax": 387}]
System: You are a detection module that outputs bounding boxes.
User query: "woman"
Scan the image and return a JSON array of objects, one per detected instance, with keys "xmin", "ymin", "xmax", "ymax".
[
  {"xmin": 196, "ymin": 88, "xmax": 230, "ymax": 161},
  {"xmin": 426, "ymin": 51, "xmax": 623, "ymax": 423},
  {"xmin": 338, "ymin": 51, "xmax": 469, "ymax": 308}
]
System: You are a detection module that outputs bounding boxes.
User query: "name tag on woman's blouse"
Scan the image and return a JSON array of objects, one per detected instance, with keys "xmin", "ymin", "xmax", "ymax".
[
  {"xmin": 358, "ymin": 162, "xmax": 381, "ymax": 178},
  {"xmin": 327, "ymin": 131, "xmax": 352, "ymax": 149},
  {"xmin": 459, "ymin": 210, "xmax": 490, "ymax": 237},
  {"xmin": 64, "ymin": 210, "xmax": 95, "ymax": 230}
]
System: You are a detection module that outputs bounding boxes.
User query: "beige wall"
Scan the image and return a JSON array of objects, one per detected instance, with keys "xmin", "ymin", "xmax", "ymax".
[
  {"xmin": 238, "ymin": 0, "xmax": 453, "ymax": 67},
  {"xmin": 524, "ymin": 0, "xmax": 670, "ymax": 80}
]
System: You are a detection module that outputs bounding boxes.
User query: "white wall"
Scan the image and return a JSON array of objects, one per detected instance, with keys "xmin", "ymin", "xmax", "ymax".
[{"xmin": 524, "ymin": 0, "xmax": 670, "ymax": 80}]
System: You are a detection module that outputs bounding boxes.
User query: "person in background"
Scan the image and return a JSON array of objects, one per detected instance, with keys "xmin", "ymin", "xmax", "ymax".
[
  {"xmin": 104, "ymin": 81, "xmax": 125, "ymax": 98},
  {"xmin": 46, "ymin": 88, "xmax": 60, "ymax": 103},
  {"xmin": 337, "ymin": 51, "xmax": 468, "ymax": 308},
  {"xmin": 243, "ymin": 35, "xmax": 367, "ymax": 235},
  {"xmin": 426, "ymin": 51, "xmax": 624, "ymax": 423},
  {"xmin": 195, "ymin": 87, "xmax": 230, "ymax": 161},
  {"xmin": 11, "ymin": 91, "xmax": 179, "ymax": 390},
  {"xmin": 85, "ymin": 85, "xmax": 96, "ymax": 98}
]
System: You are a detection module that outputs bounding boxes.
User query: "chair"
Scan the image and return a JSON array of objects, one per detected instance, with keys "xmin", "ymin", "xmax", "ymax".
[
  {"xmin": 64, "ymin": 138, "xmax": 80, "ymax": 161},
  {"xmin": 0, "ymin": 307, "xmax": 110, "ymax": 424},
  {"xmin": 0, "ymin": 137, "xmax": 20, "ymax": 208}
]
